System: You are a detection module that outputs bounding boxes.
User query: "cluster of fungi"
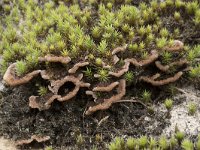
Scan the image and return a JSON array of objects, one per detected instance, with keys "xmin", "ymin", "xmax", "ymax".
[{"xmin": 3, "ymin": 39, "xmax": 187, "ymax": 115}]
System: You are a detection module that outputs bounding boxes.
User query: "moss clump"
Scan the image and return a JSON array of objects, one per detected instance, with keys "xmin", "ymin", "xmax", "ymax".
[
  {"xmin": 107, "ymin": 133, "xmax": 200, "ymax": 150},
  {"xmin": 0, "ymin": 0, "xmax": 200, "ymax": 114}
]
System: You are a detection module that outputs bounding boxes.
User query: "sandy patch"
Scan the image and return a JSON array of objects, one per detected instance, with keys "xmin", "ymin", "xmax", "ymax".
[{"xmin": 0, "ymin": 137, "xmax": 17, "ymax": 150}]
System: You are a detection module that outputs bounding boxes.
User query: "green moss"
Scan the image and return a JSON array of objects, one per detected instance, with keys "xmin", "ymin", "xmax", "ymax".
[
  {"xmin": 15, "ymin": 60, "xmax": 28, "ymax": 76},
  {"xmin": 181, "ymin": 139, "xmax": 194, "ymax": 150},
  {"xmin": 141, "ymin": 90, "xmax": 151, "ymax": 103},
  {"xmin": 164, "ymin": 98, "xmax": 173, "ymax": 110},
  {"xmin": 0, "ymin": 0, "xmax": 200, "ymax": 116},
  {"xmin": 106, "ymin": 132, "xmax": 200, "ymax": 150},
  {"xmin": 187, "ymin": 102, "xmax": 197, "ymax": 116}
]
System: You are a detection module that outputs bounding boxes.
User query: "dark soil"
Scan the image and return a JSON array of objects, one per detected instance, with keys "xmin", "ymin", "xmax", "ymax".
[{"xmin": 0, "ymin": 81, "xmax": 168, "ymax": 150}]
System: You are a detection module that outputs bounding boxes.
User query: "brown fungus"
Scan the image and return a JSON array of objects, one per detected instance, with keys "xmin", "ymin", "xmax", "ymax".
[
  {"xmin": 29, "ymin": 94, "xmax": 61, "ymax": 111},
  {"xmin": 113, "ymin": 55, "xmax": 120, "ymax": 64},
  {"xmin": 109, "ymin": 50, "xmax": 159, "ymax": 77},
  {"xmin": 92, "ymin": 81, "xmax": 119, "ymax": 92},
  {"xmin": 40, "ymin": 70, "xmax": 51, "ymax": 80},
  {"xmin": 3, "ymin": 63, "xmax": 41, "ymax": 86},
  {"xmin": 164, "ymin": 40, "xmax": 184, "ymax": 52},
  {"xmin": 155, "ymin": 61, "xmax": 170, "ymax": 72},
  {"xmin": 47, "ymin": 74, "xmax": 90, "ymax": 104},
  {"xmin": 39, "ymin": 55, "xmax": 71, "ymax": 64},
  {"xmin": 108, "ymin": 61, "xmax": 130, "ymax": 77},
  {"xmin": 86, "ymin": 90, "xmax": 98, "ymax": 102},
  {"xmin": 155, "ymin": 59, "xmax": 188, "ymax": 72},
  {"xmin": 140, "ymin": 71, "xmax": 183, "ymax": 86},
  {"xmin": 85, "ymin": 79, "xmax": 126, "ymax": 115},
  {"xmin": 111, "ymin": 44, "xmax": 128, "ymax": 55},
  {"xmin": 68, "ymin": 62, "xmax": 89, "ymax": 74}
]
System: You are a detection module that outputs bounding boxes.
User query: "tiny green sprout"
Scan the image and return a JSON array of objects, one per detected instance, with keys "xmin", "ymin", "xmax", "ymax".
[
  {"xmin": 44, "ymin": 146, "xmax": 53, "ymax": 150},
  {"xmin": 97, "ymin": 40, "xmax": 107, "ymax": 54},
  {"xmin": 61, "ymin": 50, "xmax": 69, "ymax": 57},
  {"xmin": 181, "ymin": 139, "xmax": 194, "ymax": 150},
  {"xmin": 151, "ymin": 0, "xmax": 159, "ymax": 10},
  {"xmin": 147, "ymin": 106, "xmax": 155, "ymax": 114},
  {"xmin": 95, "ymin": 134, "xmax": 102, "ymax": 142},
  {"xmin": 106, "ymin": 2, "xmax": 113, "ymax": 10},
  {"xmin": 124, "ymin": 71, "xmax": 134, "ymax": 83},
  {"xmin": 138, "ymin": 136, "xmax": 148, "ymax": 148},
  {"xmin": 146, "ymin": 25, "xmax": 152, "ymax": 34},
  {"xmin": 126, "ymin": 137, "xmax": 136, "ymax": 150},
  {"xmin": 113, "ymin": 19, "xmax": 120, "ymax": 28},
  {"xmin": 156, "ymin": 38, "xmax": 167, "ymax": 49},
  {"xmin": 175, "ymin": 0, "xmax": 185, "ymax": 8},
  {"xmin": 194, "ymin": 10, "xmax": 200, "ymax": 25},
  {"xmin": 166, "ymin": 0, "xmax": 173, "ymax": 6},
  {"xmin": 108, "ymin": 137, "xmax": 125, "ymax": 150},
  {"xmin": 3, "ymin": 4, "xmax": 11, "ymax": 13},
  {"xmin": 189, "ymin": 65, "xmax": 200, "ymax": 78},
  {"xmin": 97, "ymin": 69, "xmax": 109, "ymax": 82},
  {"xmin": 139, "ymin": 2, "xmax": 148, "ymax": 10},
  {"xmin": 168, "ymin": 39, "xmax": 174, "ymax": 47},
  {"xmin": 162, "ymin": 51, "xmax": 172, "ymax": 64},
  {"xmin": 170, "ymin": 136, "xmax": 178, "ymax": 149},
  {"xmin": 141, "ymin": 51, "xmax": 148, "ymax": 59},
  {"xmin": 122, "ymin": 24, "xmax": 131, "ymax": 33},
  {"xmin": 149, "ymin": 137, "xmax": 157, "ymax": 149},
  {"xmin": 57, "ymin": 40, "xmax": 66, "ymax": 50},
  {"xmin": 92, "ymin": 26, "xmax": 101, "ymax": 38},
  {"xmin": 142, "ymin": 90, "xmax": 151, "ymax": 103},
  {"xmin": 153, "ymin": 24, "xmax": 159, "ymax": 32},
  {"xmin": 186, "ymin": 1, "xmax": 199, "ymax": 15},
  {"xmin": 83, "ymin": 67, "xmax": 93, "ymax": 80},
  {"xmin": 138, "ymin": 26, "xmax": 146, "ymax": 36},
  {"xmin": 187, "ymin": 50, "xmax": 196, "ymax": 62},
  {"xmin": 174, "ymin": 28, "xmax": 180, "ymax": 37},
  {"xmin": 88, "ymin": 54, "xmax": 95, "ymax": 60},
  {"xmin": 175, "ymin": 131, "xmax": 185, "ymax": 142},
  {"xmin": 158, "ymin": 135, "xmax": 168, "ymax": 150},
  {"xmin": 174, "ymin": 12, "xmax": 181, "ymax": 21},
  {"xmin": 188, "ymin": 102, "xmax": 197, "ymax": 115},
  {"xmin": 108, "ymin": 143, "xmax": 117, "ymax": 150},
  {"xmin": 139, "ymin": 41, "xmax": 145, "ymax": 51},
  {"xmin": 15, "ymin": 60, "xmax": 28, "ymax": 76},
  {"xmin": 128, "ymin": 31, "xmax": 135, "ymax": 39},
  {"xmin": 95, "ymin": 58, "xmax": 102, "ymax": 66},
  {"xmin": 160, "ymin": 28, "xmax": 169, "ymax": 37},
  {"xmin": 76, "ymin": 134, "xmax": 84, "ymax": 146},
  {"xmin": 138, "ymin": 18, "xmax": 144, "ymax": 25},
  {"xmin": 196, "ymin": 134, "xmax": 200, "ymax": 150},
  {"xmin": 38, "ymin": 86, "xmax": 48, "ymax": 96},
  {"xmin": 129, "ymin": 43, "xmax": 138, "ymax": 52},
  {"xmin": 4, "ymin": 28, "xmax": 17, "ymax": 42},
  {"xmin": 160, "ymin": 2, "xmax": 167, "ymax": 9},
  {"xmin": 164, "ymin": 98, "xmax": 173, "ymax": 110},
  {"xmin": 146, "ymin": 33, "xmax": 154, "ymax": 43},
  {"xmin": 119, "ymin": 59, "xmax": 125, "ymax": 66},
  {"xmin": 193, "ymin": 45, "xmax": 200, "ymax": 57}
]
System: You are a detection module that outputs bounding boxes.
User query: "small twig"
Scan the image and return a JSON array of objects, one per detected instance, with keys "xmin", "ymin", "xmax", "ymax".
[
  {"xmin": 97, "ymin": 116, "xmax": 109, "ymax": 126},
  {"xmin": 114, "ymin": 98, "xmax": 147, "ymax": 107},
  {"xmin": 175, "ymin": 87, "xmax": 199, "ymax": 100}
]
